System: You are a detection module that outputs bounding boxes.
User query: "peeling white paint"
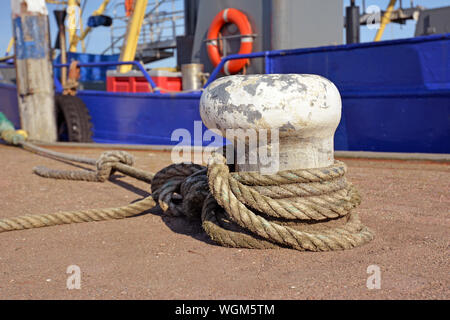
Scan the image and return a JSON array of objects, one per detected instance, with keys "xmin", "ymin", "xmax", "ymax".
[{"xmin": 200, "ymin": 74, "xmax": 342, "ymax": 171}]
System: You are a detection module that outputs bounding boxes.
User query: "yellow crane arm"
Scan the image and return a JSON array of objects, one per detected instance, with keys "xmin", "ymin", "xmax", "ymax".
[
  {"xmin": 68, "ymin": 0, "xmax": 111, "ymax": 52},
  {"xmin": 118, "ymin": 0, "xmax": 148, "ymax": 73},
  {"xmin": 374, "ymin": 0, "xmax": 397, "ymax": 42},
  {"xmin": 6, "ymin": 37, "xmax": 14, "ymax": 55}
]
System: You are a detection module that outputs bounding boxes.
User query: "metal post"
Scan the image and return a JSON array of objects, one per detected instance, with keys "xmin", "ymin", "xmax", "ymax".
[
  {"xmin": 11, "ymin": 0, "xmax": 57, "ymax": 142},
  {"xmin": 201, "ymin": 74, "xmax": 342, "ymax": 172},
  {"xmin": 346, "ymin": 0, "xmax": 360, "ymax": 44},
  {"xmin": 181, "ymin": 63, "xmax": 204, "ymax": 90},
  {"xmin": 184, "ymin": 0, "xmax": 199, "ymax": 36},
  {"xmin": 54, "ymin": 10, "xmax": 67, "ymax": 87}
]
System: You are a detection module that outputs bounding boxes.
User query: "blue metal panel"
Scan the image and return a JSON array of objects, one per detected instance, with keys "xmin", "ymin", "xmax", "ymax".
[
  {"xmin": 0, "ymin": 84, "xmax": 20, "ymax": 128},
  {"xmin": 54, "ymin": 61, "xmax": 159, "ymax": 92},
  {"xmin": 54, "ymin": 53, "xmax": 119, "ymax": 82},
  {"xmin": 337, "ymin": 93, "xmax": 450, "ymax": 153},
  {"xmin": 13, "ymin": 16, "xmax": 49, "ymax": 60},
  {"xmin": 267, "ymin": 34, "xmax": 450, "ymax": 153},
  {"xmin": 268, "ymin": 34, "xmax": 450, "ymax": 93},
  {"xmin": 76, "ymin": 90, "xmax": 222, "ymax": 146}
]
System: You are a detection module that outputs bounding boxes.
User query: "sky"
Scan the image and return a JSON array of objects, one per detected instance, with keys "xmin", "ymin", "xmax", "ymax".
[{"xmin": 1, "ymin": 0, "xmax": 449, "ymax": 68}]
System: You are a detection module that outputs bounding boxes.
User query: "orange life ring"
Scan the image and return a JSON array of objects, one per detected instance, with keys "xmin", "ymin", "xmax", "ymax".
[{"xmin": 206, "ymin": 8, "xmax": 253, "ymax": 75}]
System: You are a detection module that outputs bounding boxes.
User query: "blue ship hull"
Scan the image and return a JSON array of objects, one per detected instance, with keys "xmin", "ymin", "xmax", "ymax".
[
  {"xmin": 1, "ymin": 34, "xmax": 449, "ymax": 153},
  {"xmin": 76, "ymin": 90, "xmax": 204, "ymax": 145}
]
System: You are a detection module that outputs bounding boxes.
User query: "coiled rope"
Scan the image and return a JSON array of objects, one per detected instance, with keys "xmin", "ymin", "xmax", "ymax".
[{"xmin": 0, "ymin": 137, "xmax": 374, "ymax": 251}]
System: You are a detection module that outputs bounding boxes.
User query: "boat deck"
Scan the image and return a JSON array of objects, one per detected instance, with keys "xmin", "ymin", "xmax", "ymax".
[{"xmin": 0, "ymin": 144, "xmax": 448, "ymax": 299}]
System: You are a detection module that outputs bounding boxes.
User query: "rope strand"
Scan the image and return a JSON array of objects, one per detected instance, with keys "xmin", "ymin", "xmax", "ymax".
[{"xmin": 0, "ymin": 143, "xmax": 374, "ymax": 251}]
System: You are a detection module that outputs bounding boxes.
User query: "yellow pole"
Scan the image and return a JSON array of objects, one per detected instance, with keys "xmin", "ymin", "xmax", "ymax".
[
  {"xmin": 67, "ymin": 0, "xmax": 79, "ymax": 52},
  {"xmin": 68, "ymin": 0, "xmax": 111, "ymax": 52},
  {"xmin": 118, "ymin": 0, "xmax": 148, "ymax": 73},
  {"xmin": 374, "ymin": 0, "xmax": 397, "ymax": 42},
  {"xmin": 79, "ymin": 4, "xmax": 86, "ymax": 52},
  {"xmin": 6, "ymin": 37, "xmax": 14, "ymax": 55},
  {"xmin": 91, "ymin": 0, "xmax": 110, "ymax": 16}
]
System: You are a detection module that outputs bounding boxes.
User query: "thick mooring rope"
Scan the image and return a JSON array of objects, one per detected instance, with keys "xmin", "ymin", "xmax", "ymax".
[
  {"xmin": 20, "ymin": 142, "xmax": 154, "ymax": 183},
  {"xmin": 0, "ymin": 142, "xmax": 374, "ymax": 251}
]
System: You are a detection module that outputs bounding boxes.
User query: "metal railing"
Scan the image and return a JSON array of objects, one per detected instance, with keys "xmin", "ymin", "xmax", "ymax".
[
  {"xmin": 53, "ymin": 60, "xmax": 159, "ymax": 92},
  {"xmin": 106, "ymin": 0, "xmax": 184, "ymax": 60},
  {"xmin": 203, "ymin": 51, "xmax": 274, "ymax": 88}
]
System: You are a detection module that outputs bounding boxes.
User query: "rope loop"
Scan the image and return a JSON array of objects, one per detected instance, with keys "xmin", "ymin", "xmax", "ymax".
[{"xmin": 96, "ymin": 150, "xmax": 135, "ymax": 182}]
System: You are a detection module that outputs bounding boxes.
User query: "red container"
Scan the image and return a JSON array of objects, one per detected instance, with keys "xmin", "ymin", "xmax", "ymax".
[{"xmin": 106, "ymin": 70, "xmax": 182, "ymax": 93}]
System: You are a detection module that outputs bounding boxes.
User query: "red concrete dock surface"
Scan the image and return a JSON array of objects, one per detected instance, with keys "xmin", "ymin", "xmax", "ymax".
[{"xmin": 0, "ymin": 144, "xmax": 448, "ymax": 299}]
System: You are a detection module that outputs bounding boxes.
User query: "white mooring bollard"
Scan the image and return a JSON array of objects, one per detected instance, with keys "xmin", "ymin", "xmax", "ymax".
[{"xmin": 200, "ymin": 74, "xmax": 342, "ymax": 172}]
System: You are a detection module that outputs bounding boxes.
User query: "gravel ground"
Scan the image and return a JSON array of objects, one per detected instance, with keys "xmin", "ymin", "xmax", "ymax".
[{"xmin": 0, "ymin": 144, "xmax": 448, "ymax": 299}]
